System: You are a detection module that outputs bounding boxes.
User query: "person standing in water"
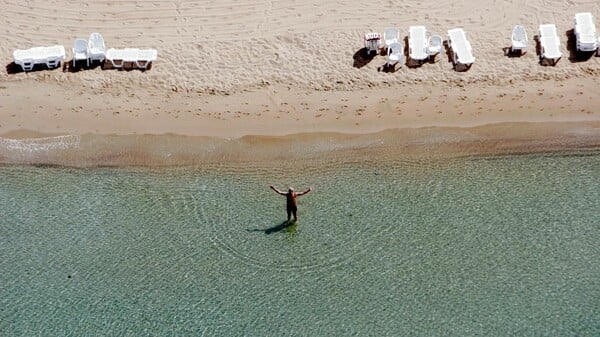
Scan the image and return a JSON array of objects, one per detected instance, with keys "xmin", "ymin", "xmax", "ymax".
[{"xmin": 270, "ymin": 185, "xmax": 312, "ymax": 222}]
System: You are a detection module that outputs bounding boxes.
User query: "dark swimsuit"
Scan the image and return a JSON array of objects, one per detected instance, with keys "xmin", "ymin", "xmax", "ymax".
[{"xmin": 286, "ymin": 194, "xmax": 297, "ymax": 211}]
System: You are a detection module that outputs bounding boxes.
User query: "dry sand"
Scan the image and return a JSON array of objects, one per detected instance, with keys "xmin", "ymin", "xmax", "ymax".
[{"xmin": 1, "ymin": 0, "xmax": 599, "ymax": 164}]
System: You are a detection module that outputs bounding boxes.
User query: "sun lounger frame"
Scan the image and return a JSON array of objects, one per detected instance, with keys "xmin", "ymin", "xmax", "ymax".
[
  {"xmin": 409, "ymin": 26, "xmax": 428, "ymax": 62},
  {"xmin": 447, "ymin": 28, "xmax": 475, "ymax": 68},
  {"xmin": 105, "ymin": 48, "xmax": 157, "ymax": 70},
  {"xmin": 539, "ymin": 24, "xmax": 561, "ymax": 65},
  {"xmin": 13, "ymin": 45, "xmax": 66, "ymax": 72}
]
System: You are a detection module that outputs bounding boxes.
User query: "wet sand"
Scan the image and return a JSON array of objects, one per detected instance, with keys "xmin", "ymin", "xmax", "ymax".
[{"xmin": 1, "ymin": 122, "xmax": 598, "ymax": 167}]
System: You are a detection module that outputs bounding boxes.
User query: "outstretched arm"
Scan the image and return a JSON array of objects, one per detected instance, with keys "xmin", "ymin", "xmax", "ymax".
[
  {"xmin": 296, "ymin": 187, "xmax": 313, "ymax": 196},
  {"xmin": 270, "ymin": 185, "xmax": 286, "ymax": 196}
]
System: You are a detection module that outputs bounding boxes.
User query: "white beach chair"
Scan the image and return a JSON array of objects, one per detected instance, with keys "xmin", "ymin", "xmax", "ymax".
[
  {"xmin": 72, "ymin": 38, "xmax": 89, "ymax": 67},
  {"xmin": 384, "ymin": 27, "xmax": 400, "ymax": 49},
  {"xmin": 511, "ymin": 25, "xmax": 528, "ymax": 54},
  {"xmin": 13, "ymin": 45, "xmax": 66, "ymax": 71},
  {"xmin": 386, "ymin": 42, "xmax": 403, "ymax": 68},
  {"xmin": 408, "ymin": 26, "xmax": 428, "ymax": 62},
  {"xmin": 538, "ymin": 24, "xmax": 561, "ymax": 65},
  {"xmin": 447, "ymin": 28, "xmax": 475, "ymax": 67},
  {"xmin": 106, "ymin": 48, "xmax": 157, "ymax": 70},
  {"xmin": 427, "ymin": 35, "xmax": 443, "ymax": 57},
  {"xmin": 88, "ymin": 32, "xmax": 106, "ymax": 63},
  {"xmin": 574, "ymin": 13, "xmax": 598, "ymax": 52},
  {"xmin": 364, "ymin": 32, "xmax": 382, "ymax": 55}
]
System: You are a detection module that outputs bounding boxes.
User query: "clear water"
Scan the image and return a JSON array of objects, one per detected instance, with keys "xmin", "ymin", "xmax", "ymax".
[{"xmin": 1, "ymin": 152, "xmax": 598, "ymax": 336}]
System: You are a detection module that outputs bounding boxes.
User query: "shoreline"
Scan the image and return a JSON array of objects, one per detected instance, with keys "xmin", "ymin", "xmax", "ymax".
[
  {"xmin": 1, "ymin": 121, "xmax": 599, "ymax": 167},
  {"xmin": 1, "ymin": 76, "xmax": 599, "ymax": 139}
]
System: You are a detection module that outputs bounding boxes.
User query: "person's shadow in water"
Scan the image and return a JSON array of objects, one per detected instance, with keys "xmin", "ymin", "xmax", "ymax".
[{"xmin": 247, "ymin": 220, "xmax": 297, "ymax": 235}]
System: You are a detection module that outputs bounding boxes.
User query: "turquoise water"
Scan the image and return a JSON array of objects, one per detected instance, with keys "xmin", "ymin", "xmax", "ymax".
[{"xmin": 1, "ymin": 152, "xmax": 598, "ymax": 336}]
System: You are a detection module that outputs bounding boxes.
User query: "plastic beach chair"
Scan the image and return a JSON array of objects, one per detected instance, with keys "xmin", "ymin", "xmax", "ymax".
[
  {"xmin": 384, "ymin": 27, "xmax": 400, "ymax": 48},
  {"xmin": 72, "ymin": 38, "xmax": 89, "ymax": 67},
  {"xmin": 386, "ymin": 42, "xmax": 403, "ymax": 68},
  {"xmin": 511, "ymin": 25, "xmax": 528, "ymax": 54},
  {"xmin": 427, "ymin": 35, "xmax": 443, "ymax": 57},
  {"xmin": 364, "ymin": 32, "xmax": 382, "ymax": 56},
  {"xmin": 88, "ymin": 32, "xmax": 106, "ymax": 63}
]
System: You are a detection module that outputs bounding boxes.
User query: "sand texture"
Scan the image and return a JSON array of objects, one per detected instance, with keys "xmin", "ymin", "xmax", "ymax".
[{"xmin": 0, "ymin": 0, "xmax": 599, "ymax": 138}]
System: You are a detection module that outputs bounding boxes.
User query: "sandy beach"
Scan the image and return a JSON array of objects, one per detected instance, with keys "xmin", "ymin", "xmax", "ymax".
[
  {"xmin": 1, "ymin": 0, "xmax": 599, "ymax": 161},
  {"xmin": 2, "ymin": 3, "xmax": 600, "ymax": 335}
]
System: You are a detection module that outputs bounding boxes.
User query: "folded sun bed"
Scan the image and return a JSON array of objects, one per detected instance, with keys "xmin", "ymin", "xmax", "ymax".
[
  {"xmin": 105, "ymin": 48, "xmax": 157, "ymax": 70},
  {"xmin": 408, "ymin": 26, "xmax": 428, "ymax": 62},
  {"xmin": 447, "ymin": 28, "xmax": 475, "ymax": 68},
  {"xmin": 539, "ymin": 24, "xmax": 561, "ymax": 65},
  {"xmin": 574, "ymin": 12, "xmax": 598, "ymax": 52},
  {"xmin": 13, "ymin": 45, "xmax": 66, "ymax": 71}
]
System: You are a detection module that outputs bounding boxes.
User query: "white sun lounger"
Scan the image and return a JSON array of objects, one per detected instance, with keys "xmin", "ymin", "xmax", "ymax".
[
  {"xmin": 447, "ymin": 28, "xmax": 475, "ymax": 66},
  {"xmin": 384, "ymin": 27, "xmax": 400, "ymax": 49},
  {"xmin": 574, "ymin": 13, "xmax": 598, "ymax": 52},
  {"xmin": 539, "ymin": 24, "xmax": 561, "ymax": 64},
  {"xmin": 88, "ymin": 32, "xmax": 106, "ymax": 63},
  {"xmin": 408, "ymin": 26, "xmax": 428, "ymax": 61},
  {"xmin": 13, "ymin": 45, "xmax": 66, "ymax": 72},
  {"xmin": 511, "ymin": 25, "xmax": 528, "ymax": 54},
  {"xmin": 386, "ymin": 42, "xmax": 403, "ymax": 68},
  {"xmin": 106, "ymin": 48, "xmax": 157, "ymax": 69}
]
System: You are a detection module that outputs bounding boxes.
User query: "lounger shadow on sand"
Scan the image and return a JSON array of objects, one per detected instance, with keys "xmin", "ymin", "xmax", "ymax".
[{"xmin": 353, "ymin": 47, "xmax": 376, "ymax": 68}]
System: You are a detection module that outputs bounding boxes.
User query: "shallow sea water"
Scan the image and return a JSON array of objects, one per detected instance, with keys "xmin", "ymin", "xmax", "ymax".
[{"xmin": 1, "ymin": 151, "xmax": 598, "ymax": 336}]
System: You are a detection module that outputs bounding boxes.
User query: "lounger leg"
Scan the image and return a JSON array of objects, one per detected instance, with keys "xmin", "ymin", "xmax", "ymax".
[
  {"xmin": 21, "ymin": 61, "xmax": 33, "ymax": 72},
  {"xmin": 136, "ymin": 60, "xmax": 149, "ymax": 69}
]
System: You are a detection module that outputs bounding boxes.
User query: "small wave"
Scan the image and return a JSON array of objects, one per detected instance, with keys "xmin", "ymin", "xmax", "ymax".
[{"xmin": 0, "ymin": 135, "xmax": 81, "ymax": 153}]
